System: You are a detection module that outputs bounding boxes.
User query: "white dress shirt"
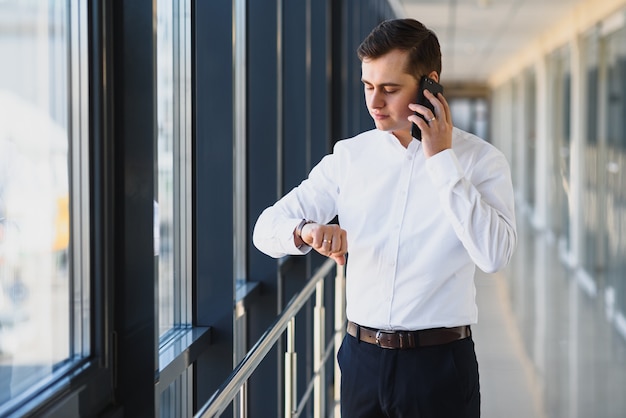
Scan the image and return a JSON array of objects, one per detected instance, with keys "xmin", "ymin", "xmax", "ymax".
[{"xmin": 253, "ymin": 127, "xmax": 517, "ymax": 331}]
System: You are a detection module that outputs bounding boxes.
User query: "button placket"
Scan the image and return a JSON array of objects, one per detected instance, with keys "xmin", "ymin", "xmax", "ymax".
[{"xmin": 384, "ymin": 149, "xmax": 417, "ymax": 325}]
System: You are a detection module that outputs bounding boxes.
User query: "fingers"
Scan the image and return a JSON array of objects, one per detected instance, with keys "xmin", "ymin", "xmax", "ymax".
[
  {"xmin": 302, "ymin": 223, "xmax": 348, "ymax": 264},
  {"xmin": 317, "ymin": 225, "xmax": 348, "ymax": 259},
  {"xmin": 434, "ymin": 90, "xmax": 451, "ymax": 122},
  {"xmin": 424, "ymin": 89, "xmax": 445, "ymax": 121},
  {"xmin": 408, "ymin": 91, "xmax": 453, "ymax": 157},
  {"xmin": 408, "ymin": 90, "xmax": 446, "ymax": 123},
  {"xmin": 331, "ymin": 253, "xmax": 347, "ymax": 266}
]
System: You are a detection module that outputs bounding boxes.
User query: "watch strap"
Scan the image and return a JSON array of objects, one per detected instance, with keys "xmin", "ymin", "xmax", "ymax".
[{"xmin": 295, "ymin": 219, "xmax": 312, "ymax": 240}]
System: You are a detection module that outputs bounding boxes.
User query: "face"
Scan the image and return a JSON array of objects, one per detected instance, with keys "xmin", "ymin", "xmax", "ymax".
[{"xmin": 361, "ymin": 49, "xmax": 418, "ymax": 145}]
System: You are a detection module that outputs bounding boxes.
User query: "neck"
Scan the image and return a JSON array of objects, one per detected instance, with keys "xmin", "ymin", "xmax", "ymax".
[{"xmin": 392, "ymin": 129, "xmax": 413, "ymax": 148}]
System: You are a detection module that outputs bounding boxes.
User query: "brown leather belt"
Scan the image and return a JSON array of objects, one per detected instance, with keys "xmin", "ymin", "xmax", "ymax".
[{"xmin": 347, "ymin": 321, "xmax": 471, "ymax": 349}]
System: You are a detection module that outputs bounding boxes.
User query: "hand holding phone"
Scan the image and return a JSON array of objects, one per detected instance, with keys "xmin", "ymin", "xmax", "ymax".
[{"xmin": 411, "ymin": 76, "xmax": 444, "ymax": 141}]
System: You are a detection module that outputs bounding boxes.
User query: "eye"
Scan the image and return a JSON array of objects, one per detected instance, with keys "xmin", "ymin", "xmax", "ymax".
[{"xmin": 384, "ymin": 89, "xmax": 397, "ymax": 94}]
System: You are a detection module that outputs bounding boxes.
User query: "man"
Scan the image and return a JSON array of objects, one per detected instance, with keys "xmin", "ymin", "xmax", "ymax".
[{"xmin": 253, "ymin": 18, "xmax": 517, "ymax": 417}]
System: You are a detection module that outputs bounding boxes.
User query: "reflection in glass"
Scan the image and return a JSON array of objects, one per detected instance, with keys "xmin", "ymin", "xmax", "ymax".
[
  {"xmin": 582, "ymin": 30, "xmax": 601, "ymax": 278},
  {"xmin": 449, "ymin": 98, "xmax": 489, "ymax": 141},
  {"xmin": 157, "ymin": 0, "xmax": 175, "ymax": 337},
  {"xmin": 0, "ymin": 0, "xmax": 79, "ymax": 407},
  {"xmin": 156, "ymin": 0, "xmax": 191, "ymax": 339},
  {"xmin": 524, "ymin": 69, "xmax": 537, "ymax": 209},
  {"xmin": 548, "ymin": 47, "xmax": 572, "ymax": 259},
  {"xmin": 159, "ymin": 367, "xmax": 191, "ymax": 417},
  {"xmin": 604, "ymin": 25, "xmax": 626, "ymax": 336}
]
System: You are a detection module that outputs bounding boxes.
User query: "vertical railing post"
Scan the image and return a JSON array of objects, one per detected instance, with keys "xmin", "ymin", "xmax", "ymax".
[
  {"xmin": 334, "ymin": 264, "xmax": 346, "ymax": 417},
  {"xmin": 285, "ymin": 318, "xmax": 297, "ymax": 418},
  {"xmin": 313, "ymin": 280, "xmax": 325, "ymax": 418},
  {"xmin": 233, "ymin": 0, "xmax": 248, "ymax": 413},
  {"xmin": 234, "ymin": 300, "xmax": 248, "ymax": 418}
]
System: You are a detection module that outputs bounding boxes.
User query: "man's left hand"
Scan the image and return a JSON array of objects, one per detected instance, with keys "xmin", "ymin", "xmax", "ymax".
[{"xmin": 408, "ymin": 89, "xmax": 453, "ymax": 158}]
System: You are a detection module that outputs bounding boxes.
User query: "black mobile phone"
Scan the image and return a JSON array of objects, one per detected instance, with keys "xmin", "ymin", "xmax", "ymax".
[{"xmin": 411, "ymin": 76, "xmax": 444, "ymax": 141}]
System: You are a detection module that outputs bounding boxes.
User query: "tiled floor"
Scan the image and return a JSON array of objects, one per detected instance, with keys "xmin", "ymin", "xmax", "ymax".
[{"xmin": 474, "ymin": 216, "xmax": 626, "ymax": 418}]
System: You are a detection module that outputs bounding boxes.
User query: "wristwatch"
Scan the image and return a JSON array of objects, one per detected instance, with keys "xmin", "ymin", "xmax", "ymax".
[{"xmin": 295, "ymin": 219, "xmax": 313, "ymax": 241}]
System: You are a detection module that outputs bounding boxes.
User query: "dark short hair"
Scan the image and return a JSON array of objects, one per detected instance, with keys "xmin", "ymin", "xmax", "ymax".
[{"xmin": 357, "ymin": 18, "xmax": 442, "ymax": 80}]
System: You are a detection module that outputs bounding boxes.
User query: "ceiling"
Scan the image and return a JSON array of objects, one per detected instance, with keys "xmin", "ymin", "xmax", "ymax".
[{"xmin": 393, "ymin": 0, "xmax": 583, "ymax": 84}]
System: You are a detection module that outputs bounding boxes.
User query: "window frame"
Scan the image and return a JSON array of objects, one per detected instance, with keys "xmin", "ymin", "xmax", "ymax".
[{"xmin": 0, "ymin": 1, "xmax": 101, "ymax": 415}]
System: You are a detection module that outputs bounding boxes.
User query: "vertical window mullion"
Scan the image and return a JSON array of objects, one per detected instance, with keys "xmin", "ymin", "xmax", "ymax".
[{"xmin": 69, "ymin": 0, "xmax": 90, "ymax": 360}]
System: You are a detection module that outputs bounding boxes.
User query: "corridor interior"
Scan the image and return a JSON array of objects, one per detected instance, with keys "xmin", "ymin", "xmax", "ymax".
[{"xmin": 474, "ymin": 212, "xmax": 626, "ymax": 418}]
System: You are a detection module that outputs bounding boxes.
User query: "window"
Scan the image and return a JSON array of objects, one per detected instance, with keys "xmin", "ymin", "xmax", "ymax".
[
  {"xmin": 155, "ymin": 2, "xmax": 194, "ymax": 415},
  {"xmin": 603, "ymin": 19, "xmax": 626, "ymax": 325},
  {"xmin": 524, "ymin": 69, "xmax": 537, "ymax": 209},
  {"xmin": 582, "ymin": 29, "xmax": 601, "ymax": 276},
  {"xmin": 547, "ymin": 46, "xmax": 572, "ymax": 255},
  {"xmin": 449, "ymin": 98, "xmax": 489, "ymax": 141},
  {"xmin": 156, "ymin": 0, "xmax": 192, "ymax": 341},
  {"xmin": 0, "ymin": 0, "xmax": 89, "ymax": 411}
]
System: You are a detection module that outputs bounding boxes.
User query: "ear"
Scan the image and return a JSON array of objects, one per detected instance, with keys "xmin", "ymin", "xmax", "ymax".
[{"xmin": 427, "ymin": 70, "xmax": 439, "ymax": 83}]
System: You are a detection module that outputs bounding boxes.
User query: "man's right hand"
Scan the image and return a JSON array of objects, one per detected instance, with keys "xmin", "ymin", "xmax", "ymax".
[{"xmin": 299, "ymin": 222, "xmax": 348, "ymax": 265}]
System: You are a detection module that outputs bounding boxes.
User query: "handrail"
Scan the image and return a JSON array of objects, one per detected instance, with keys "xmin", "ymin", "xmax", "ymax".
[{"xmin": 195, "ymin": 258, "xmax": 341, "ymax": 418}]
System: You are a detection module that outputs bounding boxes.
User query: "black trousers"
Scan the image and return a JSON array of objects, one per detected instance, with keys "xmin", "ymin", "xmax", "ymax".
[{"xmin": 337, "ymin": 333, "xmax": 480, "ymax": 418}]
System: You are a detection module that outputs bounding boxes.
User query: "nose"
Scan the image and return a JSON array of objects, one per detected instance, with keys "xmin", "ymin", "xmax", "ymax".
[{"xmin": 370, "ymin": 88, "xmax": 384, "ymax": 109}]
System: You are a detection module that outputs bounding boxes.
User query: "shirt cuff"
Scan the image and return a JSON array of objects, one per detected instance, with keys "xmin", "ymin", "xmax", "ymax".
[{"xmin": 425, "ymin": 149, "xmax": 464, "ymax": 188}]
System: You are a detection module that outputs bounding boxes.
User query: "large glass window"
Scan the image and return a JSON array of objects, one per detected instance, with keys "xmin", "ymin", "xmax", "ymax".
[
  {"xmin": 524, "ymin": 69, "xmax": 537, "ymax": 209},
  {"xmin": 547, "ymin": 47, "xmax": 572, "ymax": 257},
  {"xmin": 155, "ymin": 3, "xmax": 193, "ymax": 414},
  {"xmin": 156, "ymin": 0, "xmax": 192, "ymax": 341},
  {"xmin": 603, "ymin": 22, "xmax": 626, "ymax": 325},
  {"xmin": 582, "ymin": 30, "xmax": 601, "ymax": 276},
  {"xmin": 449, "ymin": 98, "xmax": 489, "ymax": 141},
  {"xmin": 510, "ymin": 80, "xmax": 520, "ymax": 190},
  {"xmin": 0, "ymin": 0, "xmax": 89, "ymax": 410}
]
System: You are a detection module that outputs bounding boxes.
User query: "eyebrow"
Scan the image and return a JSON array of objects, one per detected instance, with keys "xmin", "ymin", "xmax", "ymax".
[{"xmin": 361, "ymin": 79, "xmax": 403, "ymax": 87}]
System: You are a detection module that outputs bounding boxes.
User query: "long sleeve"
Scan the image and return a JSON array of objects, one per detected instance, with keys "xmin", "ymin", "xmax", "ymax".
[
  {"xmin": 252, "ymin": 212, "xmax": 311, "ymax": 258},
  {"xmin": 425, "ymin": 145, "xmax": 517, "ymax": 273},
  {"xmin": 252, "ymin": 153, "xmax": 342, "ymax": 259}
]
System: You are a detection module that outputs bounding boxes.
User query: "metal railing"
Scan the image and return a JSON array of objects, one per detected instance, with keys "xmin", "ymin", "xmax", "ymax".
[{"xmin": 195, "ymin": 259, "xmax": 346, "ymax": 418}]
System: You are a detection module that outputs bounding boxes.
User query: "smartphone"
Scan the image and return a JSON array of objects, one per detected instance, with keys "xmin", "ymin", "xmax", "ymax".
[{"xmin": 411, "ymin": 76, "xmax": 444, "ymax": 141}]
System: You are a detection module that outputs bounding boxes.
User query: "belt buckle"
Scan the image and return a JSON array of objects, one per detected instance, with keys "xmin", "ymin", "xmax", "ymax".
[{"xmin": 375, "ymin": 329, "xmax": 393, "ymax": 348}]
